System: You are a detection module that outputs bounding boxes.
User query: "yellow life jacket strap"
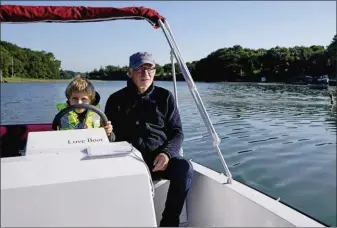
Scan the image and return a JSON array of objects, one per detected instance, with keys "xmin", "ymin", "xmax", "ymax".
[{"xmin": 56, "ymin": 103, "xmax": 102, "ymax": 129}]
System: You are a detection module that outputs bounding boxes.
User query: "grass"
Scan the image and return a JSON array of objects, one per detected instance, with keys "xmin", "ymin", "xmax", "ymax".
[{"xmin": 2, "ymin": 77, "xmax": 104, "ymax": 83}]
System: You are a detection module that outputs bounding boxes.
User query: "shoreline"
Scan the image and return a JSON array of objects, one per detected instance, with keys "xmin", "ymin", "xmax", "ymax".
[
  {"xmin": 2, "ymin": 78, "xmax": 105, "ymax": 83},
  {"xmin": 2, "ymin": 78, "xmax": 335, "ymax": 87},
  {"xmin": 2, "ymin": 78, "xmax": 288, "ymax": 84}
]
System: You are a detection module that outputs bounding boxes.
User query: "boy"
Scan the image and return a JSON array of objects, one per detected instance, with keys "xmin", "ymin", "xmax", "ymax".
[{"xmin": 54, "ymin": 76, "xmax": 112, "ymax": 136}]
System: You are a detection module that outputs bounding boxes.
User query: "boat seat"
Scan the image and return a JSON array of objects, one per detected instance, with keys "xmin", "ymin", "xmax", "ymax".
[
  {"xmin": 153, "ymin": 179, "xmax": 169, "ymax": 188},
  {"xmin": 0, "ymin": 124, "xmax": 52, "ymax": 158}
]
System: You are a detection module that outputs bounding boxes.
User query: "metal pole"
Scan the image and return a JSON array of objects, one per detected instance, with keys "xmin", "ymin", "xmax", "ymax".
[
  {"xmin": 170, "ymin": 50, "xmax": 178, "ymax": 106},
  {"xmin": 158, "ymin": 19, "xmax": 232, "ymax": 183},
  {"xmin": 170, "ymin": 50, "xmax": 183, "ymax": 156}
]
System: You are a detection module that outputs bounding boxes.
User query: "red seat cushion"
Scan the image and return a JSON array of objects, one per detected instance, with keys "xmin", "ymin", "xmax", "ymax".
[{"xmin": 0, "ymin": 124, "xmax": 52, "ymax": 157}]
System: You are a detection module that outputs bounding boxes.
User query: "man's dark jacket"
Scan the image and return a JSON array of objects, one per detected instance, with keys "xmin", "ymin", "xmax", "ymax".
[{"xmin": 104, "ymin": 80, "xmax": 184, "ymax": 161}]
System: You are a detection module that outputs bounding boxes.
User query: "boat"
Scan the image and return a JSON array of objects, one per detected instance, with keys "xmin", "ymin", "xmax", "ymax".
[
  {"xmin": 0, "ymin": 4, "xmax": 327, "ymax": 227},
  {"xmin": 308, "ymin": 75, "xmax": 330, "ymax": 90},
  {"xmin": 317, "ymin": 75, "xmax": 330, "ymax": 84}
]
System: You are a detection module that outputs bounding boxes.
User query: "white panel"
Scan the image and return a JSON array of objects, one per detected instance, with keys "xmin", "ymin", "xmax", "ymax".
[
  {"xmin": 2, "ymin": 175, "xmax": 156, "ymax": 227},
  {"xmin": 25, "ymin": 128, "xmax": 109, "ymax": 155},
  {"xmin": 187, "ymin": 162, "xmax": 325, "ymax": 227},
  {"xmin": 2, "ymin": 149, "xmax": 147, "ymax": 189},
  {"xmin": 1, "ymin": 148, "xmax": 157, "ymax": 227}
]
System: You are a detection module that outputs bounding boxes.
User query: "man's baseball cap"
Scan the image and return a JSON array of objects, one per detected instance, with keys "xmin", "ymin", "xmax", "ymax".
[{"xmin": 129, "ymin": 52, "xmax": 155, "ymax": 69}]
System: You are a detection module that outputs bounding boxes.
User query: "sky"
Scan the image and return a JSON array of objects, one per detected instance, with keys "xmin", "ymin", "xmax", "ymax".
[{"xmin": 1, "ymin": 1, "xmax": 336, "ymax": 72}]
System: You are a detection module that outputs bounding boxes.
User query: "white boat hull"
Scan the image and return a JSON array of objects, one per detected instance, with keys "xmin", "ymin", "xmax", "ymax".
[
  {"xmin": 153, "ymin": 162, "xmax": 324, "ymax": 227},
  {"xmin": 1, "ymin": 129, "xmax": 326, "ymax": 227}
]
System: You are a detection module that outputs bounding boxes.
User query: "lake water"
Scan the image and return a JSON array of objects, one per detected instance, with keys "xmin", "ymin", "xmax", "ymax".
[{"xmin": 1, "ymin": 81, "xmax": 336, "ymax": 226}]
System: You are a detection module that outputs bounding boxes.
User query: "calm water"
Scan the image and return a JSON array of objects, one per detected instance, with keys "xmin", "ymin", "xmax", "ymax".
[{"xmin": 1, "ymin": 81, "xmax": 336, "ymax": 226}]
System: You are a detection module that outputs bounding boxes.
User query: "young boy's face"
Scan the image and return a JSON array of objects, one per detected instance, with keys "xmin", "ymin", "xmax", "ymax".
[{"xmin": 69, "ymin": 91, "xmax": 91, "ymax": 113}]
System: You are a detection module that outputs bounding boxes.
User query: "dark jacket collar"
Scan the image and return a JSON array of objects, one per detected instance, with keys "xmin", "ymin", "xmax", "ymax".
[{"xmin": 127, "ymin": 79, "xmax": 155, "ymax": 97}]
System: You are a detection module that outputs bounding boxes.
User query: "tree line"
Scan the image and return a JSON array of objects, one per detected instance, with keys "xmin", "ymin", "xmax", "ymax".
[
  {"xmin": 1, "ymin": 35, "xmax": 335, "ymax": 83},
  {"xmin": 0, "ymin": 41, "xmax": 61, "ymax": 79}
]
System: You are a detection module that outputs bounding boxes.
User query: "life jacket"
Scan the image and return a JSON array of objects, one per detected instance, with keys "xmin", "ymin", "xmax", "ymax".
[{"xmin": 56, "ymin": 103, "xmax": 101, "ymax": 130}]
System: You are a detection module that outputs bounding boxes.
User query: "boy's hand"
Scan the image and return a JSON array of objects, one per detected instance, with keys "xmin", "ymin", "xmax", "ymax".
[{"xmin": 104, "ymin": 121, "xmax": 113, "ymax": 136}]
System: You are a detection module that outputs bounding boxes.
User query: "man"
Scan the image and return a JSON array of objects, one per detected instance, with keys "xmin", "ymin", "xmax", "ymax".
[{"xmin": 105, "ymin": 52, "xmax": 193, "ymax": 227}]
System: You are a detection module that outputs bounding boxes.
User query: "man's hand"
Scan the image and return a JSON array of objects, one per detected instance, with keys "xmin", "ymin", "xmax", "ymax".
[
  {"xmin": 153, "ymin": 153, "xmax": 169, "ymax": 172},
  {"xmin": 104, "ymin": 121, "xmax": 113, "ymax": 136}
]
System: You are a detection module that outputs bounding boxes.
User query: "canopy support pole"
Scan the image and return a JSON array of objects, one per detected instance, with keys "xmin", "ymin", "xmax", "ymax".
[
  {"xmin": 159, "ymin": 19, "xmax": 233, "ymax": 184},
  {"xmin": 170, "ymin": 50, "xmax": 184, "ymax": 157},
  {"xmin": 170, "ymin": 50, "xmax": 178, "ymax": 106},
  {"xmin": 170, "ymin": 49, "xmax": 184, "ymax": 156}
]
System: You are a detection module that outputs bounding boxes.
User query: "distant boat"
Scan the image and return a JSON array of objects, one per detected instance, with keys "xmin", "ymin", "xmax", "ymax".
[
  {"xmin": 317, "ymin": 75, "xmax": 329, "ymax": 84},
  {"xmin": 308, "ymin": 75, "xmax": 329, "ymax": 90},
  {"xmin": 260, "ymin": 76, "xmax": 267, "ymax": 82}
]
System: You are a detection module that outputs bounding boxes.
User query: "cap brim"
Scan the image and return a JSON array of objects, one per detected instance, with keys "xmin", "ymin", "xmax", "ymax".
[{"xmin": 131, "ymin": 60, "xmax": 155, "ymax": 68}]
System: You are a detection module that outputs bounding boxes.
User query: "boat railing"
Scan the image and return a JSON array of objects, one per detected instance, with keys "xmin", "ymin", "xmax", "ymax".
[{"xmin": 159, "ymin": 19, "xmax": 233, "ymax": 184}]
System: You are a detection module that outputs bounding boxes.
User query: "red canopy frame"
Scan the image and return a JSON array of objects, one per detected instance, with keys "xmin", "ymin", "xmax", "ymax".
[{"xmin": 0, "ymin": 5, "xmax": 165, "ymax": 28}]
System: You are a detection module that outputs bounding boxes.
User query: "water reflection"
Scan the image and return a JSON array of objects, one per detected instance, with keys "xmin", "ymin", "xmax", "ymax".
[{"xmin": 180, "ymin": 82, "xmax": 336, "ymax": 227}]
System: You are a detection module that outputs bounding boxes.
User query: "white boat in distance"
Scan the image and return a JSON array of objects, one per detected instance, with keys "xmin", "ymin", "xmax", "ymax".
[{"xmin": 0, "ymin": 4, "xmax": 327, "ymax": 227}]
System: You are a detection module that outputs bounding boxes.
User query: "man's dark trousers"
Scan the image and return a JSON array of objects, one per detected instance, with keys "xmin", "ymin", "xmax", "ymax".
[{"xmin": 147, "ymin": 156, "xmax": 194, "ymax": 227}]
